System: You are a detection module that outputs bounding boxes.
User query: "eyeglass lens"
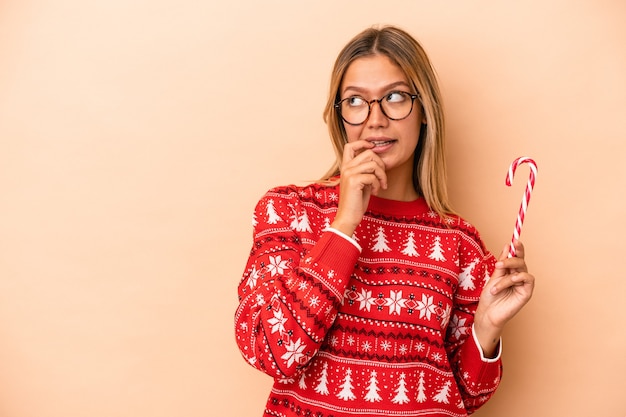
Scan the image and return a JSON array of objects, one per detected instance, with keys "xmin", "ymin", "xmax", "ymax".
[{"xmin": 338, "ymin": 92, "xmax": 415, "ymax": 125}]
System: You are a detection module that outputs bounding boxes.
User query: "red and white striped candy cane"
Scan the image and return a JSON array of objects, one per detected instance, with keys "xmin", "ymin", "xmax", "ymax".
[{"xmin": 506, "ymin": 156, "xmax": 538, "ymax": 257}]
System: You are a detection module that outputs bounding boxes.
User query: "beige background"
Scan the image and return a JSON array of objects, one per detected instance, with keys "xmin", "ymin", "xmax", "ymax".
[{"xmin": 0, "ymin": 1, "xmax": 624, "ymax": 416}]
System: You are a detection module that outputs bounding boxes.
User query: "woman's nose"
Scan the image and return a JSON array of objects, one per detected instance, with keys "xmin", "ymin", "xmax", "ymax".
[{"xmin": 367, "ymin": 100, "xmax": 388, "ymax": 127}]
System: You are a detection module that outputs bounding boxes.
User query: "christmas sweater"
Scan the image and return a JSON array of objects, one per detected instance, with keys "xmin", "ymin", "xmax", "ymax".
[{"xmin": 235, "ymin": 181, "xmax": 502, "ymax": 417}]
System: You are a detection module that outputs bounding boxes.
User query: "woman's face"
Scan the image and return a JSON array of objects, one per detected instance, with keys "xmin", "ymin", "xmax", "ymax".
[{"xmin": 339, "ymin": 54, "xmax": 424, "ymax": 179}]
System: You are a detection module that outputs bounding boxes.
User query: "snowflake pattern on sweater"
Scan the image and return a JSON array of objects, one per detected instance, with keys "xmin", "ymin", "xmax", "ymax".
[{"xmin": 235, "ymin": 181, "xmax": 501, "ymax": 417}]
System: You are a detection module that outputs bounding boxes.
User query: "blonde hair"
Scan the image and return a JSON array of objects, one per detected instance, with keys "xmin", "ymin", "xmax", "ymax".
[{"xmin": 322, "ymin": 26, "xmax": 454, "ymax": 217}]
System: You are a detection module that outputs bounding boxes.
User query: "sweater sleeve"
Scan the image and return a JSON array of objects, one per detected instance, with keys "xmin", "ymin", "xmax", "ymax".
[
  {"xmin": 234, "ymin": 188, "xmax": 360, "ymax": 380},
  {"xmin": 445, "ymin": 232, "xmax": 502, "ymax": 414}
]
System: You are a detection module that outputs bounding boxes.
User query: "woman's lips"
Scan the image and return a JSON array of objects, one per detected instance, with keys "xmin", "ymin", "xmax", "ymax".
[{"xmin": 368, "ymin": 139, "xmax": 396, "ymax": 152}]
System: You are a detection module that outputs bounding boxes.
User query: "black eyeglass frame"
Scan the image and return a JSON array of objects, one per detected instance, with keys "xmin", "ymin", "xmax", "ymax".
[{"xmin": 334, "ymin": 92, "xmax": 420, "ymax": 126}]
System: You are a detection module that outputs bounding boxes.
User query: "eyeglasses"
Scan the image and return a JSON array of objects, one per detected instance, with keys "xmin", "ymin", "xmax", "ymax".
[{"xmin": 334, "ymin": 91, "xmax": 420, "ymax": 126}]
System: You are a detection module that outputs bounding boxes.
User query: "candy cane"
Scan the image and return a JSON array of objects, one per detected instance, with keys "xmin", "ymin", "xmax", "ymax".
[{"xmin": 505, "ymin": 156, "xmax": 538, "ymax": 257}]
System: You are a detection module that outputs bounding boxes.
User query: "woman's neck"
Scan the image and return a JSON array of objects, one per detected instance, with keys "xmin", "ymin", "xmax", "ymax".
[{"xmin": 375, "ymin": 169, "xmax": 419, "ymax": 202}]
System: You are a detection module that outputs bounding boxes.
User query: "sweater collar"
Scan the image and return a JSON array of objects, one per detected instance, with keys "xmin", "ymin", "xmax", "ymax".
[{"xmin": 367, "ymin": 194, "xmax": 430, "ymax": 217}]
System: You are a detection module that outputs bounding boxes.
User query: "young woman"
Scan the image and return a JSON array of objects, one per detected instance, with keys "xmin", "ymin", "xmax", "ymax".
[{"xmin": 235, "ymin": 25, "xmax": 535, "ymax": 417}]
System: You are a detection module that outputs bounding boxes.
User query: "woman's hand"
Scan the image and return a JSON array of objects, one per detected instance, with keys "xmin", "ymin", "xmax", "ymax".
[
  {"xmin": 330, "ymin": 140, "xmax": 387, "ymax": 237},
  {"xmin": 474, "ymin": 240, "xmax": 535, "ymax": 357}
]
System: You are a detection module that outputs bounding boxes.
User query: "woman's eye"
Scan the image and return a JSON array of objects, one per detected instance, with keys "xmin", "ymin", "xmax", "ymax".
[
  {"xmin": 347, "ymin": 97, "xmax": 365, "ymax": 106},
  {"xmin": 386, "ymin": 92, "xmax": 406, "ymax": 103}
]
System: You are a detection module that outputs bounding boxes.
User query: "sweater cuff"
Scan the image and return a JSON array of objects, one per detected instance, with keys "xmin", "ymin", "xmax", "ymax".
[
  {"xmin": 302, "ymin": 230, "xmax": 361, "ymax": 296},
  {"xmin": 454, "ymin": 324, "xmax": 502, "ymax": 397},
  {"xmin": 471, "ymin": 323, "xmax": 502, "ymax": 363},
  {"xmin": 326, "ymin": 227, "xmax": 362, "ymax": 252}
]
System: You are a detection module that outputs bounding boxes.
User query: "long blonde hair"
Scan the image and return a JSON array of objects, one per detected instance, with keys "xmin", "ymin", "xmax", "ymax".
[{"xmin": 322, "ymin": 26, "xmax": 454, "ymax": 217}]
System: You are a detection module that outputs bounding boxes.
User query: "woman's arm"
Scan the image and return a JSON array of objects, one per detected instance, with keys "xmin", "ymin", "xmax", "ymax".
[
  {"xmin": 234, "ymin": 189, "xmax": 360, "ymax": 380},
  {"xmin": 445, "ymin": 244, "xmax": 502, "ymax": 413},
  {"xmin": 446, "ymin": 239, "xmax": 535, "ymax": 413},
  {"xmin": 474, "ymin": 240, "xmax": 535, "ymax": 356}
]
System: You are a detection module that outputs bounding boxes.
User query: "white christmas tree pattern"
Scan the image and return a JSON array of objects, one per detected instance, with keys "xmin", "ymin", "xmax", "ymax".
[
  {"xmin": 298, "ymin": 373, "xmax": 307, "ymax": 389},
  {"xmin": 433, "ymin": 380, "xmax": 452, "ymax": 404},
  {"xmin": 245, "ymin": 265, "xmax": 260, "ymax": 289},
  {"xmin": 289, "ymin": 206, "xmax": 300, "ymax": 230},
  {"xmin": 296, "ymin": 210, "xmax": 312, "ymax": 232},
  {"xmin": 371, "ymin": 226, "xmax": 392, "ymax": 252},
  {"xmin": 428, "ymin": 236, "xmax": 446, "ymax": 261},
  {"xmin": 458, "ymin": 258, "xmax": 479, "ymax": 290},
  {"xmin": 364, "ymin": 370, "xmax": 382, "ymax": 402},
  {"xmin": 288, "ymin": 204, "xmax": 312, "ymax": 232},
  {"xmin": 401, "ymin": 231, "xmax": 419, "ymax": 257},
  {"xmin": 314, "ymin": 362, "xmax": 330, "ymax": 395},
  {"xmin": 336, "ymin": 368, "xmax": 356, "ymax": 401},
  {"xmin": 416, "ymin": 371, "xmax": 427, "ymax": 403},
  {"xmin": 265, "ymin": 199, "xmax": 282, "ymax": 224},
  {"xmin": 391, "ymin": 372, "xmax": 410, "ymax": 404}
]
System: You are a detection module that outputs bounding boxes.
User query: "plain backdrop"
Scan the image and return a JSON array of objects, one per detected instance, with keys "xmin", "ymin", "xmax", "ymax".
[{"xmin": 1, "ymin": 1, "xmax": 625, "ymax": 416}]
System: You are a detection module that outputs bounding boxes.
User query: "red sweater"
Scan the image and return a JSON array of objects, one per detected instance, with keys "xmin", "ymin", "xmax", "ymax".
[{"xmin": 235, "ymin": 181, "xmax": 501, "ymax": 417}]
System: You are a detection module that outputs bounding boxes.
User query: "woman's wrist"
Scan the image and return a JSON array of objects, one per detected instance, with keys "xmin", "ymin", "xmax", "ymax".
[
  {"xmin": 330, "ymin": 218, "xmax": 358, "ymax": 237},
  {"xmin": 473, "ymin": 312, "xmax": 503, "ymax": 359}
]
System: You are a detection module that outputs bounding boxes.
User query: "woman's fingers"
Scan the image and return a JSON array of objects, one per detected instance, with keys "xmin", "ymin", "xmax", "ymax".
[
  {"xmin": 342, "ymin": 141, "xmax": 387, "ymax": 190},
  {"xmin": 495, "ymin": 257, "xmax": 528, "ymax": 274},
  {"xmin": 490, "ymin": 271, "xmax": 535, "ymax": 296},
  {"xmin": 488, "ymin": 240, "xmax": 532, "ymax": 295},
  {"xmin": 332, "ymin": 140, "xmax": 387, "ymax": 236},
  {"xmin": 342, "ymin": 160, "xmax": 387, "ymax": 192},
  {"xmin": 494, "ymin": 241, "xmax": 528, "ymax": 273},
  {"xmin": 511, "ymin": 240, "xmax": 525, "ymax": 259},
  {"xmin": 342, "ymin": 139, "xmax": 375, "ymax": 161},
  {"xmin": 332, "ymin": 140, "xmax": 388, "ymax": 236}
]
